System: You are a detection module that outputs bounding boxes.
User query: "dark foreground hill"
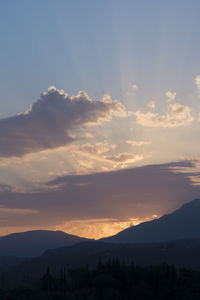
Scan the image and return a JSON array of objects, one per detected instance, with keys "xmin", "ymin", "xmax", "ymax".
[
  {"xmin": 101, "ymin": 198, "xmax": 200, "ymax": 244},
  {"xmin": 41, "ymin": 238, "xmax": 200, "ymax": 269},
  {"xmin": 2, "ymin": 260, "xmax": 200, "ymax": 300},
  {"xmin": 0, "ymin": 230, "xmax": 89, "ymax": 257},
  {"xmin": 3, "ymin": 238, "xmax": 200, "ymax": 287}
]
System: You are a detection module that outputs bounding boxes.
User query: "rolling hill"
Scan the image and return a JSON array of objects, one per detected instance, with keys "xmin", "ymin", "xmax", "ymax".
[{"xmin": 0, "ymin": 230, "xmax": 89, "ymax": 257}]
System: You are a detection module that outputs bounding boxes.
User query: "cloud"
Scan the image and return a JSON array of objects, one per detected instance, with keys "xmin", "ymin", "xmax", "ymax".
[
  {"xmin": 0, "ymin": 87, "xmax": 125, "ymax": 157},
  {"xmin": 125, "ymin": 84, "xmax": 139, "ymax": 98},
  {"xmin": 105, "ymin": 153, "xmax": 143, "ymax": 163},
  {"xmin": 0, "ymin": 206, "xmax": 38, "ymax": 216},
  {"xmin": 0, "ymin": 160, "xmax": 199, "ymax": 238},
  {"xmin": 166, "ymin": 91, "xmax": 176, "ymax": 102},
  {"xmin": 63, "ymin": 144, "xmax": 142, "ymax": 174},
  {"xmin": 132, "ymin": 84, "xmax": 139, "ymax": 91},
  {"xmin": 134, "ymin": 102, "xmax": 193, "ymax": 128},
  {"xmin": 195, "ymin": 75, "xmax": 200, "ymax": 96},
  {"xmin": 147, "ymin": 100, "xmax": 155, "ymax": 109},
  {"xmin": 83, "ymin": 132, "xmax": 95, "ymax": 139},
  {"xmin": 78, "ymin": 141, "xmax": 116, "ymax": 155},
  {"xmin": 126, "ymin": 140, "xmax": 151, "ymax": 147},
  {"xmin": 0, "ymin": 184, "xmax": 11, "ymax": 192},
  {"xmin": 0, "ymin": 140, "xmax": 143, "ymax": 185}
]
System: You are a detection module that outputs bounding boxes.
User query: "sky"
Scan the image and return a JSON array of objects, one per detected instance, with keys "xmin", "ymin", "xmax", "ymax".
[{"xmin": 0, "ymin": 0, "xmax": 200, "ymax": 238}]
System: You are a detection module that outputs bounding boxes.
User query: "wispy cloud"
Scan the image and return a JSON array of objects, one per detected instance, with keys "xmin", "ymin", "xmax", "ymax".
[
  {"xmin": 78, "ymin": 141, "xmax": 116, "ymax": 155},
  {"xmin": 126, "ymin": 140, "xmax": 151, "ymax": 147},
  {"xmin": 195, "ymin": 75, "xmax": 200, "ymax": 96},
  {"xmin": 105, "ymin": 153, "xmax": 143, "ymax": 163},
  {"xmin": 147, "ymin": 100, "xmax": 155, "ymax": 109},
  {"xmin": 125, "ymin": 84, "xmax": 139, "ymax": 97},
  {"xmin": 0, "ymin": 206, "xmax": 38, "ymax": 216},
  {"xmin": 133, "ymin": 102, "xmax": 193, "ymax": 128},
  {"xmin": 166, "ymin": 90, "xmax": 176, "ymax": 102},
  {"xmin": 132, "ymin": 84, "xmax": 139, "ymax": 91}
]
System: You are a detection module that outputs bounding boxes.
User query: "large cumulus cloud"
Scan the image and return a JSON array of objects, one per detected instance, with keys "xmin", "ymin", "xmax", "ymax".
[{"xmin": 0, "ymin": 87, "xmax": 125, "ymax": 157}]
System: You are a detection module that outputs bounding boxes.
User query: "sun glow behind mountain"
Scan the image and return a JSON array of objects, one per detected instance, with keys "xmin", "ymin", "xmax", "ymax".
[{"xmin": 54, "ymin": 216, "xmax": 159, "ymax": 240}]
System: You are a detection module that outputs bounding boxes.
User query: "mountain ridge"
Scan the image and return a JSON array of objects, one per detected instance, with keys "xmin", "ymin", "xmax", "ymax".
[
  {"xmin": 0, "ymin": 229, "xmax": 90, "ymax": 257},
  {"xmin": 100, "ymin": 198, "xmax": 200, "ymax": 244},
  {"xmin": 1, "ymin": 199, "xmax": 200, "ymax": 257}
]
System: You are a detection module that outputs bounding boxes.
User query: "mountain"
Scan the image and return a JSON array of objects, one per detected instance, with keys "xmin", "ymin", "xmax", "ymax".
[
  {"xmin": 0, "ymin": 230, "xmax": 89, "ymax": 257},
  {"xmin": 1, "ymin": 199, "xmax": 200, "ymax": 258},
  {"xmin": 101, "ymin": 199, "xmax": 200, "ymax": 244}
]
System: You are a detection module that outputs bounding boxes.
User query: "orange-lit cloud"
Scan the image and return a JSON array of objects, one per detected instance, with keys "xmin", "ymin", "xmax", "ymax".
[
  {"xmin": 133, "ymin": 102, "xmax": 193, "ymax": 127},
  {"xmin": 147, "ymin": 100, "xmax": 155, "ymax": 109},
  {"xmin": 105, "ymin": 153, "xmax": 143, "ymax": 163},
  {"xmin": 166, "ymin": 90, "xmax": 176, "ymax": 102},
  {"xmin": 126, "ymin": 140, "xmax": 151, "ymax": 147},
  {"xmin": 0, "ymin": 139, "xmax": 145, "ymax": 188}
]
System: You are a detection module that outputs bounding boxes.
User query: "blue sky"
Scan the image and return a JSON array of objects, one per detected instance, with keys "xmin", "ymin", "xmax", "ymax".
[
  {"xmin": 1, "ymin": 0, "xmax": 200, "ymax": 116},
  {"xmin": 0, "ymin": 1, "xmax": 200, "ymax": 238}
]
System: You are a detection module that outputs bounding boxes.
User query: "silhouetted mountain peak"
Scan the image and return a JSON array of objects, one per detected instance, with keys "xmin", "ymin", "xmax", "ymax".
[
  {"xmin": 0, "ymin": 230, "xmax": 89, "ymax": 257},
  {"xmin": 101, "ymin": 199, "xmax": 200, "ymax": 244},
  {"xmin": 173, "ymin": 198, "xmax": 200, "ymax": 213}
]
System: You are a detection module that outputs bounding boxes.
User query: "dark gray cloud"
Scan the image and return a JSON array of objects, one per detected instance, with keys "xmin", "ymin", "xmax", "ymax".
[
  {"xmin": 0, "ymin": 87, "xmax": 125, "ymax": 157},
  {"xmin": 0, "ymin": 160, "xmax": 200, "ymax": 230}
]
